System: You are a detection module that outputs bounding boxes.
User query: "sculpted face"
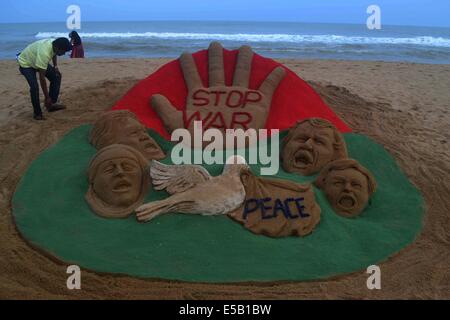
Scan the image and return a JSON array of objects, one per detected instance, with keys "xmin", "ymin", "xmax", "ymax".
[
  {"xmin": 93, "ymin": 157, "xmax": 142, "ymax": 208},
  {"xmin": 86, "ymin": 144, "xmax": 150, "ymax": 218},
  {"xmin": 90, "ymin": 110, "xmax": 165, "ymax": 161},
  {"xmin": 117, "ymin": 118, "xmax": 164, "ymax": 160},
  {"xmin": 282, "ymin": 121, "xmax": 342, "ymax": 175},
  {"xmin": 315, "ymin": 159, "xmax": 377, "ymax": 218},
  {"xmin": 323, "ymin": 168, "xmax": 370, "ymax": 217}
]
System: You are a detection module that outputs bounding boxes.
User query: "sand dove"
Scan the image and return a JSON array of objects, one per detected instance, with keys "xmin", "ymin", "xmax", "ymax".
[{"xmin": 136, "ymin": 159, "xmax": 250, "ymax": 222}]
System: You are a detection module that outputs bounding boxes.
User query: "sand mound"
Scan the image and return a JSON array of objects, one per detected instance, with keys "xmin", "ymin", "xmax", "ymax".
[{"xmin": 0, "ymin": 75, "xmax": 448, "ymax": 299}]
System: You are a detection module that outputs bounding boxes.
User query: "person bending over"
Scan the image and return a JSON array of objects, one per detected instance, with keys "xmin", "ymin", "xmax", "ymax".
[{"xmin": 18, "ymin": 38, "xmax": 72, "ymax": 120}]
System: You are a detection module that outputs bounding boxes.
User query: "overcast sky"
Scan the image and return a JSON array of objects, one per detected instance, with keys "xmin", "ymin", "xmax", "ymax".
[{"xmin": 1, "ymin": 0, "xmax": 449, "ymax": 27}]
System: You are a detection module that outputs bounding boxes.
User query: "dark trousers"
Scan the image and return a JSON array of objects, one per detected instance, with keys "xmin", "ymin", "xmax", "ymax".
[{"xmin": 19, "ymin": 65, "xmax": 61, "ymax": 116}]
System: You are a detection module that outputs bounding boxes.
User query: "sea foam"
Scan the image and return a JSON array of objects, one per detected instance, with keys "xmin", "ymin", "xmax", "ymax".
[{"xmin": 35, "ymin": 32, "xmax": 450, "ymax": 47}]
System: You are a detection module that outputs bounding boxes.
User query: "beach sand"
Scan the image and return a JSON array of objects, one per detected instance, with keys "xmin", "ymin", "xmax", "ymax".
[{"xmin": 0, "ymin": 58, "xmax": 448, "ymax": 299}]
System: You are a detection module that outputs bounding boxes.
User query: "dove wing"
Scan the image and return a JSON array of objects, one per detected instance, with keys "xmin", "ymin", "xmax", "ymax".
[{"xmin": 150, "ymin": 160, "xmax": 212, "ymax": 194}]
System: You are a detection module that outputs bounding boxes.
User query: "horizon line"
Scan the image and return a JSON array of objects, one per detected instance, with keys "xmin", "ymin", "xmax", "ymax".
[{"xmin": 0, "ymin": 19, "xmax": 449, "ymax": 29}]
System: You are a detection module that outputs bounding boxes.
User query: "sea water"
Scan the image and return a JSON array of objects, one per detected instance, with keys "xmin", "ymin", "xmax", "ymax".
[{"xmin": 1, "ymin": 20, "xmax": 450, "ymax": 63}]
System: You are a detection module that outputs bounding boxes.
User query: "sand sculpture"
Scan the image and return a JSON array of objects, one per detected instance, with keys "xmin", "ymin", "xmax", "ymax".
[
  {"xmin": 228, "ymin": 174, "xmax": 321, "ymax": 238},
  {"xmin": 150, "ymin": 42, "xmax": 286, "ymax": 147},
  {"xmin": 136, "ymin": 158, "xmax": 321, "ymax": 238},
  {"xmin": 315, "ymin": 159, "xmax": 377, "ymax": 217},
  {"xmin": 85, "ymin": 144, "xmax": 151, "ymax": 218},
  {"xmin": 84, "ymin": 47, "xmax": 356, "ymax": 235},
  {"xmin": 281, "ymin": 118, "xmax": 348, "ymax": 176},
  {"xmin": 89, "ymin": 110, "xmax": 165, "ymax": 161},
  {"xmin": 135, "ymin": 159, "xmax": 249, "ymax": 222}
]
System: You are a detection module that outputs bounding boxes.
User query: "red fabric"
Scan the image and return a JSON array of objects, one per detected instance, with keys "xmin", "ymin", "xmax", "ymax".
[
  {"xmin": 70, "ymin": 44, "xmax": 85, "ymax": 58},
  {"xmin": 113, "ymin": 48, "xmax": 351, "ymax": 139}
]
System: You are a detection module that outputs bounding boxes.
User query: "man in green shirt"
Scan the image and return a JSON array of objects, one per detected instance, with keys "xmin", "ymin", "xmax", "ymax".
[{"xmin": 18, "ymin": 38, "xmax": 72, "ymax": 120}]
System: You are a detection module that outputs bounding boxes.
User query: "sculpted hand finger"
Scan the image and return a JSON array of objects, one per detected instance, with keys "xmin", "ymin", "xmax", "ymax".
[
  {"xmin": 208, "ymin": 42, "xmax": 225, "ymax": 87},
  {"xmin": 180, "ymin": 52, "xmax": 203, "ymax": 91},
  {"xmin": 233, "ymin": 45, "xmax": 253, "ymax": 87},
  {"xmin": 258, "ymin": 66, "xmax": 286, "ymax": 100},
  {"xmin": 150, "ymin": 94, "xmax": 184, "ymax": 133}
]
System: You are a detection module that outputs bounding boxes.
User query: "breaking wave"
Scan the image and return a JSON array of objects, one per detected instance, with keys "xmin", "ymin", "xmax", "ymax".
[{"xmin": 35, "ymin": 32, "xmax": 450, "ymax": 47}]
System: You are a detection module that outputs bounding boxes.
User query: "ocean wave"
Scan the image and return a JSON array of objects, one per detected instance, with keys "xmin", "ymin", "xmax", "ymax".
[{"xmin": 35, "ymin": 31, "xmax": 450, "ymax": 47}]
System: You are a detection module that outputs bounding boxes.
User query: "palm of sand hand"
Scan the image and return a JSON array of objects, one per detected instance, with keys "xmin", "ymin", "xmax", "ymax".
[
  {"xmin": 184, "ymin": 84, "xmax": 270, "ymax": 131},
  {"xmin": 151, "ymin": 42, "xmax": 286, "ymax": 136}
]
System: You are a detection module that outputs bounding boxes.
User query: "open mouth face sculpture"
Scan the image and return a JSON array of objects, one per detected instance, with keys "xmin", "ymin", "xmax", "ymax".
[
  {"xmin": 315, "ymin": 159, "xmax": 377, "ymax": 217},
  {"xmin": 85, "ymin": 144, "xmax": 150, "ymax": 218},
  {"xmin": 281, "ymin": 118, "xmax": 348, "ymax": 176},
  {"xmin": 89, "ymin": 110, "xmax": 165, "ymax": 161}
]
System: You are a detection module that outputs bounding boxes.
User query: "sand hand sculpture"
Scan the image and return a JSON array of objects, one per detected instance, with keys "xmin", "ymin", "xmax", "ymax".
[
  {"xmin": 150, "ymin": 42, "xmax": 286, "ymax": 145},
  {"xmin": 89, "ymin": 110, "xmax": 165, "ymax": 161},
  {"xmin": 315, "ymin": 159, "xmax": 377, "ymax": 217},
  {"xmin": 281, "ymin": 118, "xmax": 348, "ymax": 176},
  {"xmin": 85, "ymin": 144, "xmax": 150, "ymax": 218},
  {"xmin": 136, "ymin": 159, "xmax": 249, "ymax": 222}
]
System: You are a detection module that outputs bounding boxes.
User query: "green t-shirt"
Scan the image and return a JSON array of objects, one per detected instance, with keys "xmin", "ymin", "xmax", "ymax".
[{"xmin": 18, "ymin": 39, "xmax": 55, "ymax": 70}]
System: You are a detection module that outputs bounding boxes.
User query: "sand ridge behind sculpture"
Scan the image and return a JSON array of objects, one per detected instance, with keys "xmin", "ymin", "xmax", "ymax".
[{"xmin": 0, "ymin": 59, "xmax": 448, "ymax": 299}]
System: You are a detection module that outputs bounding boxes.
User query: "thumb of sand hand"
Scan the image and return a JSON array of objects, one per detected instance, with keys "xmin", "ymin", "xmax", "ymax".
[
  {"xmin": 149, "ymin": 42, "xmax": 286, "ymax": 139},
  {"xmin": 150, "ymin": 94, "xmax": 184, "ymax": 133}
]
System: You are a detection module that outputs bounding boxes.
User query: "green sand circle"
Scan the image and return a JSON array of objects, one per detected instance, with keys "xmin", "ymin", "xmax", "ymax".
[{"xmin": 12, "ymin": 125, "xmax": 424, "ymax": 282}]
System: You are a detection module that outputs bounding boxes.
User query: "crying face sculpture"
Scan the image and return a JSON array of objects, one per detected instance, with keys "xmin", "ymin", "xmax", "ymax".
[
  {"xmin": 85, "ymin": 144, "xmax": 150, "ymax": 218},
  {"xmin": 315, "ymin": 159, "xmax": 377, "ymax": 217},
  {"xmin": 89, "ymin": 110, "xmax": 165, "ymax": 161},
  {"xmin": 281, "ymin": 118, "xmax": 348, "ymax": 176}
]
